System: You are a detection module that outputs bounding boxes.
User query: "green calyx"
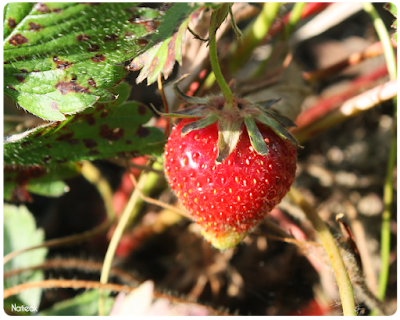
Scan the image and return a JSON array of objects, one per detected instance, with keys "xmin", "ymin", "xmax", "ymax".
[
  {"xmin": 154, "ymin": 76, "xmax": 299, "ymax": 163},
  {"xmin": 173, "ymin": 77, "xmax": 299, "ymax": 162}
]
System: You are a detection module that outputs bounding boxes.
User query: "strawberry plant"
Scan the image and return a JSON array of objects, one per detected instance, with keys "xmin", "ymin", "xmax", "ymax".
[{"xmin": 3, "ymin": 2, "xmax": 397, "ymax": 316}]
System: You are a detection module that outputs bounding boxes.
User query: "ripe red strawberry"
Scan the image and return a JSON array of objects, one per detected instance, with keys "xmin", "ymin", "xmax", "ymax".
[{"xmin": 164, "ymin": 109, "xmax": 297, "ymax": 249}]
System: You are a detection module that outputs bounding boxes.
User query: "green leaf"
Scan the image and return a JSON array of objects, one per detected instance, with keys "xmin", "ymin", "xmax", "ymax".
[
  {"xmin": 4, "ymin": 82, "xmax": 165, "ymax": 166},
  {"xmin": 384, "ymin": 3, "xmax": 397, "ymax": 18},
  {"xmin": 4, "ymin": 204, "xmax": 48, "ymax": 308},
  {"xmin": 130, "ymin": 3, "xmax": 203, "ymax": 85},
  {"xmin": 4, "ymin": 3, "xmax": 161, "ymax": 120},
  {"xmin": 4, "ymin": 163, "xmax": 80, "ymax": 202},
  {"xmin": 3, "ymin": 3, "xmax": 35, "ymax": 39},
  {"xmin": 39, "ymin": 290, "xmax": 115, "ymax": 316}
]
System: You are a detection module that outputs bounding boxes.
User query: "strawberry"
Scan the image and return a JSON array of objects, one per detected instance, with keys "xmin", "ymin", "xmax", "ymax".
[{"xmin": 162, "ymin": 88, "xmax": 298, "ymax": 249}]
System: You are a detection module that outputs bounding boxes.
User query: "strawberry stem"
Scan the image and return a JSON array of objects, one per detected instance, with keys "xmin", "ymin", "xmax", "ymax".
[{"xmin": 209, "ymin": 9, "xmax": 235, "ymax": 110}]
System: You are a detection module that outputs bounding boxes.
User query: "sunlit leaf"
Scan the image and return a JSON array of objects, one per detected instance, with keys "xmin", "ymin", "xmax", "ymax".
[
  {"xmin": 4, "ymin": 2, "xmax": 161, "ymax": 120},
  {"xmin": 4, "ymin": 204, "xmax": 47, "ymax": 307},
  {"xmin": 130, "ymin": 3, "xmax": 203, "ymax": 85}
]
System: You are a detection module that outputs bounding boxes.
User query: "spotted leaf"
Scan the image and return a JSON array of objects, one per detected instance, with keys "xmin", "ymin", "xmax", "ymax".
[
  {"xmin": 4, "ymin": 163, "xmax": 80, "ymax": 202},
  {"xmin": 4, "ymin": 2, "xmax": 162, "ymax": 120},
  {"xmin": 4, "ymin": 82, "xmax": 165, "ymax": 166}
]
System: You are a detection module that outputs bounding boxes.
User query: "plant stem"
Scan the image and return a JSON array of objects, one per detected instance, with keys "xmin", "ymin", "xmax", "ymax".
[
  {"xmin": 362, "ymin": 3, "xmax": 397, "ymax": 82},
  {"xmin": 209, "ymin": 9, "xmax": 234, "ymax": 109},
  {"xmin": 98, "ymin": 170, "xmax": 149, "ymax": 315},
  {"xmin": 284, "ymin": 2, "xmax": 306, "ymax": 38},
  {"xmin": 288, "ymin": 188, "xmax": 356, "ymax": 316},
  {"xmin": 362, "ymin": 2, "xmax": 397, "ymax": 303},
  {"xmin": 230, "ymin": 2, "xmax": 280, "ymax": 74}
]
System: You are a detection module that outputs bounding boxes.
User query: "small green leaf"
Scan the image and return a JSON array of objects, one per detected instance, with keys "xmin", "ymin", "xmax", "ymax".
[
  {"xmin": 4, "ymin": 204, "xmax": 47, "ymax": 307},
  {"xmin": 39, "ymin": 290, "xmax": 114, "ymax": 316},
  {"xmin": 130, "ymin": 3, "xmax": 203, "ymax": 84},
  {"xmin": 4, "ymin": 82, "xmax": 165, "ymax": 166},
  {"xmin": 384, "ymin": 3, "xmax": 397, "ymax": 18},
  {"xmin": 4, "ymin": 163, "xmax": 80, "ymax": 202},
  {"xmin": 4, "ymin": 3, "xmax": 161, "ymax": 120}
]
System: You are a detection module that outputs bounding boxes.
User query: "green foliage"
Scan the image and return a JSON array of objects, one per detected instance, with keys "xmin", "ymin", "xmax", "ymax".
[
  {"xmin": 384, "ymin": 2, "xmax": 398, "ymax": 43},
  {"xmin": 4, "ymin": 2, "xmax": 161, "ymax": 120},
  {"xmin": 4, "ymin": 82, "xmax": 165, "ymax": 167},
  {"xmin": 4, "ymin": 204, "xmax": 47, "ymax": 308}
]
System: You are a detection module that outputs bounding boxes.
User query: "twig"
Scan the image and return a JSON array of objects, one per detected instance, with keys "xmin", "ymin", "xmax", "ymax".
[
  {"xmin": 303, "ymin": 41, "xmax": 385, "ymax": 83},
  {"xmin": 3, "ymin": 279, "xmax": 230, "ymax": 316},
  {"xmin": 288, "ymin": 187, "xmax": 356, "ymax": 316},
  {"xmin": 4, "ymin": 258, "xmax": 140, "ymax": 287},
  {"xmin": 293, "ymin": 79, "xmax": 397, "ymax": 144},
  {"xmin": 3, "ymin": 218, "xmax": 113, "ymax": 266}
]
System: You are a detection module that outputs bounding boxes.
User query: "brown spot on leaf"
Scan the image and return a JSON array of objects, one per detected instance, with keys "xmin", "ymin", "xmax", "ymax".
[
  {"xmin": 34, "ymin": 131, "xmax": 44, "ymax": 138},
  {"xmin": 84, "ymin": 114, "xmax": 96, "ymax": 125},
  {"xmin": 99, "ymin": 125, "xmax": 124, "ymax": 141},
  {"xmin": 20, "ymin": 69, "xmax": 28, "ymax": 73},
  {"xmin": 137, "ymin": 39, "xmax": 149, "ymax": 47},
  {"xmin": 15, "ymin": 75, "xmax": 25, "ymax": 83},
  {"xmin": 83, "ymin": 139, "xmax": 98, "ymax": 148},
  {"xmin": 77, "ymin": 34, "xmax": 90, "ymax": 42},
  {"xmin": 89, "ymin": 150, "xmax": 100, "ymax": 156},
  {"xmin": 45, "ymin": 144, "xmax": 52, "ymax": 149},
  {"xmin": 57, "ymin": 159, "xmax": 68, "ymax": 164},
  {"xmin": 52, "ymin": 8, "xmax": 63, "ymax": 13},
  {"xmin": 88, "ymin": 78, "xmax": 97, "ymax": 87},
  {"xmin": 91, "ymin": 54, "xmax": 105, "ymax": 62},
  {"xmin": 14, "ymin": 165, "xmax": 46, "ymax": 184},
  {"xmin": 163, "ymin": 33, "xmax": 177, "ymax": 76},
  {"xmin": 125, "ymin": 140, "xmax": 132, "ymax": 145},
  {"xmin": 42, "ymin": 155, "xmax": 52, "ymax": 163},
  {"xmin": 136, "ymin": 126, "xmax": 150, "ymax": 138},
  {"xmin": 149, "ymin": 56, "xmax": 159, "ymax": 73},
  {"xmin": 34, "ymin": 3, "xmax": 49, "ymax": 13},
  {"xmin": 100, "ymin": 110, "xmax": 108, "ymax": 118},
  {"xmin": 7, "ymin": 18, "xmax": 17, "ymax": 28},
  {"xmin": 129, "ymin": 16, "xmax": 160, "ymax": 33},
  {"xmin": 53, "ymin": 56, "xmax": 73, "ymax": 69},
  {"xmin": 11, "ymin": 186, "xmax": 33, "ymax": 203},
  {"xmin": 9, "ymin": 34, "xmax": 28, "ymax": 46},
  {"xmin": 56, "ymin": 132, "xmax": 74, "ymax": 141},
  {"xmin": 104, "ymin": 34, "xmax": 118, "ymax": 42},
  {"xmin": 95, "ymin": 104, "xmax": 105, "ymax": 111},
  {"xmin": 88, "ymin": 44, "xmax": 100, "ymax": 52},
  {"xmin": 29, "ymin": 22, "xmax": 42, "ymax": 30},
  {"xmin": 7, "ymin": 85, "xmax": 16, "ymax": 91},
  {"xmin": 21, "ymin": 141, "xmax": 32, "ymax": 147},
  {"xmin": 138, "ymin": 104, "xmax": 147, "ymax": 115},
  {"xmin": 55, "ymin": 81, "xmax": 90, "ymax": 95},
  {"xmin": 50, "ymin": 101, "xmax": 59, "ymax": 111}
]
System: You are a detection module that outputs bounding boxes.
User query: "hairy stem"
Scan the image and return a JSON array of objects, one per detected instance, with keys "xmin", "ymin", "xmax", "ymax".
[
  {"xmin": 209, "ymin": 9, "xmax": 234, "ymax": 110},
  {"xmin": 99, "ymin": 169, "xmax": 149, "ymax": 315},
  {"xmin": 288, "ymin": 188, "xmax": 356, "ymax": 316}
]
